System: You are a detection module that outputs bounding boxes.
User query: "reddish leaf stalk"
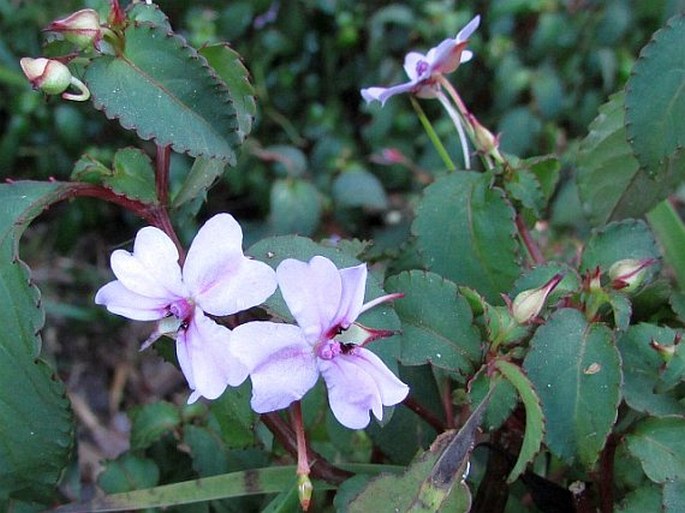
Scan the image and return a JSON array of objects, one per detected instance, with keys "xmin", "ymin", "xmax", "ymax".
[
  {"xmin": 290, "ymin": 401, "xmax": 311, "ymax": 478},
  {"xmin": 260, "ymin": 412, "xmax": 352, "ymax": 484},
  {"xmin": 598, "ymin": 433, "xmax": 618, "ymax": 513},
  {"xmin": 515, "ymin": 213, "xmax": 545, "ymax": 265},
  {"xmin": 402, "ymin": 395, "xmax": 446, "ymax": 432}
]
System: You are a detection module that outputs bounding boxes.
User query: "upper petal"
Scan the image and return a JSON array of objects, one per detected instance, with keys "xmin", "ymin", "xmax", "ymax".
[
  {"xmin": 183, "ymin": 213, "xmax": 277, "ymax": 315},
  {"xmin": 110, "ymin": 226, "xmax": 186, "ymax": 299},
  {"xmin": 94, "ymin": 280, "xmax": 169, "ymax": 320},
  {"xmin": 177, "ymin": 309, "xmax": 249, "ymax": 403},
  {"xmin": 431, "ymin": 15, "xmax": 480, "ymax": 75},
  {"xmin": 231, "ymin": 321, "xmax": 319, "ymax": 413},
  {"xmin": 319, "ymin": 348, "xmax": 408, "ymax": 429},
  {"xmin": 334, "ymin": 263, "xmax": 367, "ymax": 328},
  {"xmin": 277, "ymin": 256, "xmax": 342, "ymax": 342}
]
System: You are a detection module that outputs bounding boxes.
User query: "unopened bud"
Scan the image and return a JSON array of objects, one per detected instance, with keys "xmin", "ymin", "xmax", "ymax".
[
  {"xmin": 650, "ymin": 340, "xmax": 677, "ymax": 363},
  {"xmin": 609, "ymin": 258, "xmax": 656, "ymax": 292},
  {"xmin": 45, "ymin": 9, "xmax": 102, "ymax": 49},
  {"xmin": 20, "ymin": 57, "xmax": 90, "ymax": 101},
  {"xmin": 467, "ymin": 112, "xmax": 503, "ymax": 162},
  {"xmin": 297, "ymin": 473, "xmax": 313, "ymax": 511},
  {"xmin": 511, "ymin": 273, "xmax": 563, "ymax": 324}
]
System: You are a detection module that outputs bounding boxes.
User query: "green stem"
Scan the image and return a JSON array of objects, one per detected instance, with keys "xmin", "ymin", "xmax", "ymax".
[
  {"xmin": 410, "ymin": 96, "xmax": 456, "ymax": 172},
  {"xmin": 646, "ymin": 199, "xmax": 685, "ymax": 289}
]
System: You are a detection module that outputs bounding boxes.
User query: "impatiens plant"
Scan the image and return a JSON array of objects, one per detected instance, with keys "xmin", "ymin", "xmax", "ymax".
[{"xmin": 5, "ymin": 1, "xmax": 685, "ymax": 512}]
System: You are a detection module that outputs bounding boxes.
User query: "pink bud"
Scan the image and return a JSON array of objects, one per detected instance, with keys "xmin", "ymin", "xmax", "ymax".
[
  {"xmin": 20, "ymin": 57, "xmax": 91, "ymax": 101},
  {"xmin": 511, "ymin": 273, "xmax": 563, "ymax": 324},
  {"xmin": 46, "ymin": 9, "xmax": 102, "ymax": 49},
  {"xmin": 609, "ymin": 258, "xmax": 656, "ymax": 292},
  {"xmin": 20, "ymin": 58, "xmax": 72, "ymax": 94}
]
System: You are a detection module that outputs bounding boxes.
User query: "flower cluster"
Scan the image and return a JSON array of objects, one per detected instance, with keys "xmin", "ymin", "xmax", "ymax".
[{"xmin": 95, "ymin": 214, "xmax": 408, "ymax": 428}]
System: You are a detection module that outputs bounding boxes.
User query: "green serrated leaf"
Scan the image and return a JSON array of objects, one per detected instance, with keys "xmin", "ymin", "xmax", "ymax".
[
  {"xmin": 110, "ymin": 147, "xmax": 157, "ymax": 203},
  {"xmin": 523, "ymin": 309, "xmax": 621, "ymax": 468},
  {"xmin": 525, "ymin": 155, "xmax": 561, "ymax": 202},
  {"xmin": 127, "ymin": 2, "xmax": 172, "ymax": 31},
  {"xmin": 577, "ymin": 92, "xmax": 685, "ymax": 225},
  {"xmin": 494, "ymin": 360, "xmax": 544, "ymax": 483},
  {"xmin": 184, "ymin": 426, "xmax": 229, "ymax": 477},
  {"xmin": 413, "ymin": 172, "xmax": 520, "ymax": 303},
  {"xmin": 129, "ymin": 401, "xmax": 181, "ymax": 451},
  {"xmin": 172, "ymin": 158, "xmax": 225, "ymax": 209},
  {"xmin": 85, "ymin": 23, "xmax": 240, "ymax": 162},
  {"xmin": 199, "ymin": 44, "xmax": 256, "ymax": 142},
  {"xmin": 0, "ymin": 181, "xmax": 74, "ymax": 502},
  {"xmin": 580, "ymin": 219, "xmax": 661, "ymax": 280},
  {"xmin": 608, "ymin": 291, "xmax": 632, "ymax": 331},
  {"xmin": 626, "ymin": 14, "xmax": 685, "ymax": 175},
  {"xmin": 626, "ymin": 416, "xmax": 685, "ymax": 483},
  {"xmin": 505, "ymin": 168, "xmax": 545, "ymax": 216},
  {"xmin": 385, "ymin": 271, "xmax": 481, "ymax": 375},
  {"xmin": 618, "ymin": 323, "xmax": 685, "ymax": 416}
]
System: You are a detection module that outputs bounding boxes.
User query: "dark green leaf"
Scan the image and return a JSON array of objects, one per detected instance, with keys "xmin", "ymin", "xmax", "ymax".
[
  {"xmin": 626, "ymin": 416, "xmax": 685, "ymax": 483},
  {"xmin": 615, "ymin": 484, "xmax": 662, "ymax": 513},
  {"xmin": 184, "ymin": 426, "xmax": 229, "ymax": 477},
  {"xmin": 98, "ymin": 454, "xmax": 160, "ymax": 494},
  {"xmin": 0, "ymin": 181, "xmax": 75, "ymax": 502},
  {"xmin": 576, "ymin": 92, "xmax": 685, "ymax": 224},
  {"xmin": 199, "ymin": 44, "xmax": 256, "ymax": 142},
  {"xmin": 664, "ymin": 480, "xmax": 685, "ymax": 512},
  {"xmin": 626, "ymin": 14, "xmax": 685, "ymax": 175},
  {"xmin": 413, "ymin": 172, "xmax": 520, "ymax": 303},
  {"xmin": 504, "ymin": 167, "xmax": 545, "ymax": 216},
  {"xmin": 127, "ymin": 2, "xmax": 172, "ymax": 31},
  {"xmin": 129, "ymin": 401, "xmax": 181, "ymax": 451},
  {"xmin": 523, "ymin": 309, "xmax": 621, "ymax": 467},
  {"xmin": 209, "ymin": 381, "xmax": 256, "ymax": 449},
  {"xmin": 385, "ymin": 271, "xmax": 481, "ymax": 375},
  {"xmin": 469, "ymin": 367, "xmax": 518, "ymax": 432},
  {"xmin": 618, "ymin": 323, "xmax": 685, "ymax": 416},
  {"xmin": 85, "ymin": 23, "xmax": 240, "ymax": 162},
  {"xmin": 580, "ymin": 219, "xmax": 661, "ymax": 281}
]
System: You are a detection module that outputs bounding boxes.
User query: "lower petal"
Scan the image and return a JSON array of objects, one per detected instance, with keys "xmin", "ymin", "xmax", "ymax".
[
  {"xmin": 176, "ymin": 310, "xmax": 249, "ymax": 403},
  {"xmin": 231, "ymin": 321, "xmax": 319, "ymax": 413},
  {"xmin": 319, "ymin": 348, "xmax": 408, "ymax": 429}
]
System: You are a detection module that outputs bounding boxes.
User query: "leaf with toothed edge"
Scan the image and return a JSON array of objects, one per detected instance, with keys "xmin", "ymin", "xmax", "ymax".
[
  {"xmin": 85, "ymin": 23, "xmax": 240, "ymax": 163},
  {"xmin": 0, "ymin": 181, "xmax": 74, "ymax": 503},
  {"xmin": 626, "ymin": 14, "xmax": 685, "ymax": 177}
]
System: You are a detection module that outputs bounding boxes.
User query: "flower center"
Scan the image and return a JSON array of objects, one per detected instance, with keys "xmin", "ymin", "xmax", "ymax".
[
  {"xmin": 415, "ymin": 60, "xmax": 429, "ymax": 77},
  {"xmin": 168, "ymin": 298, "xmax": 194, "ymax": 322}
]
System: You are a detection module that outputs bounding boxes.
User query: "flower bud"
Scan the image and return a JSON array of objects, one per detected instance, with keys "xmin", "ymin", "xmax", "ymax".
[
  {"xmin": 650, "ymin": 339, "xmax": 677, "ymax": 363},
  {"xmin": 511, "ymin": 273, "xmax": 563, "ymax": 324},
  {"xmin": 20, "ymin": 57, "xmax": 72, "ymax": 95},
  {"xmin": 609, "ymin": 258, "xmax": 656, "ymax": 292},
  {"xmin": 297, "ymin": 473, "xmax": 313, "ymax": 511},
  {"xmin": 467, "ymin": 112, "xmax": 503, "ymax": 162},
  {"xmin": 45, "ymin": 9, "xmax": 102, "ymax": 49},
  {"xmin": 20, "ymin": 57, "xmax": 90, "ymax": 101}
]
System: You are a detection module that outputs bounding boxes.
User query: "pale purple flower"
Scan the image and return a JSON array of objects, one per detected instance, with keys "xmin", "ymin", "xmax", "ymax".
[
  {"xmin": 361, "ymin": 15, "xmax": 480, "ymax": 106},
  {"xmin": 95, "ymin": 213, "xmax": 277, "ymax": 403},
  {"xmin": 231, "ymin": 256, "xmax": 409, "ymax": 429}
]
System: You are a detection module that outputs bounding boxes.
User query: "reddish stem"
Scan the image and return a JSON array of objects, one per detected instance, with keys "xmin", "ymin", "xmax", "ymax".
[
  {"xmin": 442, "ymin": 377, "xmax": 455, "ymax": 429},
  {"xmin": 402, "ymin": 395, "xmax": 446, "ymax": 433},
  {"xmin": 260, "ymin": 412, "xmax": 352, "ymax": 484},
  {"xmin": 156, "ymin": 144, "xmax": 171, "ymax": 208},
  {"xmin": 290, "ymin": 402, "xmax": 311, "ymax": 477},
  {"xmin": 598, "ymin": 433, "xmax": 618, "ymax": 513},
  {"xmin": 515, "ymin": 213, "xmax": 545, "ymax": 265}
]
